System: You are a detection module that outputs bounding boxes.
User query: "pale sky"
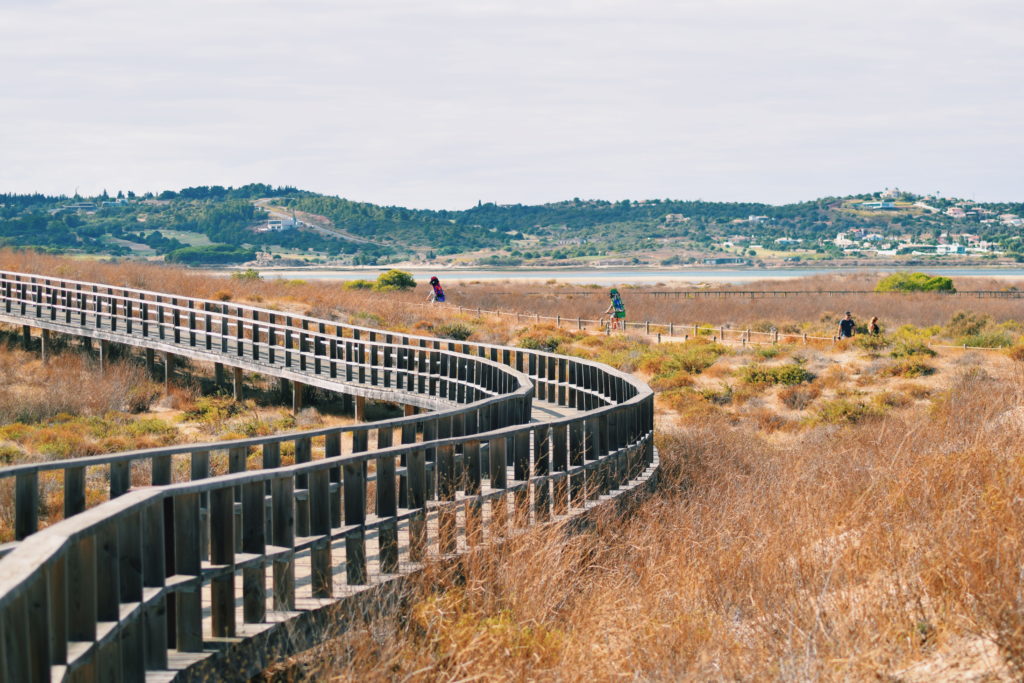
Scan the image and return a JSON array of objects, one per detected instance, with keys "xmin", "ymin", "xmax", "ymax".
[{"xmin": 1, "ymin": 0, "xmax": 1021, "ymax": 208}]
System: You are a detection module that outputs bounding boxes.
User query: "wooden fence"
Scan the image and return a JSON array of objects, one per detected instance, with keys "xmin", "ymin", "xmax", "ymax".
[{"xmin": 0, "ymin": 270, "xmax": 655, "ymax": 682}]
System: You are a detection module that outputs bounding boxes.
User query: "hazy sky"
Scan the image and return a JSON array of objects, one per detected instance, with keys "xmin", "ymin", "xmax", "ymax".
[{"xmin": 1, "ymin": 0, "xmax": 1021, "ymax": 208}]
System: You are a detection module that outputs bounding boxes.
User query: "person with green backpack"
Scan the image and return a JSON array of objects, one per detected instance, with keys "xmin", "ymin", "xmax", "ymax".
[{"xmin": 604, "ymin": 288, "xmax": 626, "ymax": 330}]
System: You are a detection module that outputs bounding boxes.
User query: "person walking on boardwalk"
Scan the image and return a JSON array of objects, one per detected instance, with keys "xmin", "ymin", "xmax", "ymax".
[
  {"xmin": 604, "ymin": 288, "xmax": 626, "ymax": 330},
  {"xmin": 427, "ymin": 276, "xmax": 446, "ymax": 303},
  {"xmin": 868, "ymin": 316, "xmax": 880, "ymax": 335},
  {"xmin": 838, "ymin": 311, "xmax": 856, "ymax": 339}
]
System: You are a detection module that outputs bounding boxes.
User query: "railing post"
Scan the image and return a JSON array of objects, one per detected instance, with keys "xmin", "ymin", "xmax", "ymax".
[
  {"xmin": 489, "ymin": 436, "xmax": 508, "ymax": 536},
  {"xmin": 407, "ymin": 448, "xmax": 427, "ymax": 562},
  {"xmin": 343, "ymin": 461, "xmax": 367, "ymax": 584},
  {"xmin": 436, "ymin": 443, "xmax": 456, "ymax": 555},
  {"xmin": 14, "ymin": 471, "xmax": 38, "ymax": 540},
  {"xmin": 173, "ymin": 492, "xmax": 203, "ymax": 652},
  {"xmin": 142, "ymin": 499, "xmax": 168, "ymax": 669},
  {"xmin": 241, "ymin": 481, "xmax": 266, "ymax": 624},
  {"xmin": 272, "ymin": 476, "xmax": 296, "ymax": 609},
  {"xmin": 209, "ymin": 486, "xmax": 236, "ymax": 637},
  {"xmin": 309, "ymin": 467, "xmax": 333, "ymax": 597}
]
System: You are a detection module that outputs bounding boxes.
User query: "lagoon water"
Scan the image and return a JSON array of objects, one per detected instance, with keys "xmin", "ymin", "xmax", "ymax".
[{"xmin": 255, "ymin": 266, "xmax": 1024, "ymax": 286}]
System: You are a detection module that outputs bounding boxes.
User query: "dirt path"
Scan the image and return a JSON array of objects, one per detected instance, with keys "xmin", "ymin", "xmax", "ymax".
[{"xmin": 253, "ymin": 198, "xmax": 384, "ymax": 246}]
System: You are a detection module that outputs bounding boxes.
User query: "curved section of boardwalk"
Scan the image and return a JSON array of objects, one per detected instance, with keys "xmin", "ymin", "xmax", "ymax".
[{"xmin": 0, "ymin": 271, "xmax": 656, "ymax": 682}]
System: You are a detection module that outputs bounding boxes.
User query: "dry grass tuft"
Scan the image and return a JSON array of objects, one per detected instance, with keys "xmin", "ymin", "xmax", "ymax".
[{"xmin": 296, "ymin": 373, "xmax": 1021, "ymax": 680}]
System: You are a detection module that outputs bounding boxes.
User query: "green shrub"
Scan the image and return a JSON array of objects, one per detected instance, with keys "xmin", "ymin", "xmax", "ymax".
[
  {"xmin": 778, "ymin": 384, "xmax": 821, "ymax": 410},
  {"xmin": 674, "ymin": 343, "xmax": 728, "ymax": 374},
  {"xmin": 230, "ymin": 268, "xmax": 263, "ymax": 281},
  {"xmin": 959, "ymin": 332, "xmax": 1014, "ymax": 348},
  {"xmin": 342, "ymin": 279, "xmax": 374, "ymax": 290},
  {"xmin": 167, "ymin": 245, "xmax": 256, "ymax": 265},
  {"xmin": 0, "ymin": 444, "xmax": 23, "ymax": 465},
  {"xmin": 875, "ymin": 272, "xmax": 955, "ymax": 293},
  {"xmin": 946, "ymin": 311, "xmax": 989, "ymax": 337},
  {"xmin": 890, "ymin": 340, "xmax": 936, "ymax": 358},
  {"xmin": 814, "ymin": 399, "xmax": 874, "ymax": 424},
  {"xmin": 519, "ymin": 336, "xmax": 566, "ymax": 353},
  {"xmin": 882, "ymin": 359, "xmax": 935, "ymax": 378},
  {"xmin": 699, "ymin": 383, "xmax": 733, "ymax": 405},
  {"xmin": 435, "ymin": 322, "xmax": 474, "ymax": 341},
  {"xmin": 739, "ymin": 363, "xmax": 814, "ymax": 386},
  {"xmin": 374, "ymin": 269, "xmax": 416, "ymax": 291},
  {"xmin": 854, "ymin": 334, "xmax": 890, "ymax": 352},
  {"xmin": 754, "ymin": 344, "xmax": 784, "ymax": 359}
]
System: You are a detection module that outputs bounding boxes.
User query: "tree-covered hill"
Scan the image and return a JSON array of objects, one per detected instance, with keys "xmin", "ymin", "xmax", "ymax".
[{"xmin": 1, "ymin": 184, "xmax": 1022, "ymax": 266}]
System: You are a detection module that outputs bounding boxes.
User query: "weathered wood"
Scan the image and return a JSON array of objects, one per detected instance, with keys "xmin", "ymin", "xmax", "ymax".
[
  {"xmin": 0, "ymin": 270, "xmax": 658, "ymax": 683},
  {"xmin": 343, "ymin": 463, "xmax": 367, "ymax": 584},
  {"xmin": 15, "ymin": 471, "xmax": 38, "ymax": 540},
  {"xmin": 241, "ymin": 480, "xmax": 266, "ymax": 624},
  {"xmin": 272, "ymin": 476, "xmax": 296, "ymax": 610},
  {"xmin": 173, "ymin": 493, "xmax": 203, "ymax": 652},
  {"xmin": 209, "ymin": 487, "xmax": 236, "ymax": 637}
]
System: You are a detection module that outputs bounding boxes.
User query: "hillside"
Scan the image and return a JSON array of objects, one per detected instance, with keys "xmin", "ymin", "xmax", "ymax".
[{"xmin": 2, "ymin": 184, "xmax": 1023, "ymax": 267}]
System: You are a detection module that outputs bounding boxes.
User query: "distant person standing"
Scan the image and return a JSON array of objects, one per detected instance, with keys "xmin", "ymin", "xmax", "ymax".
[
  {"xmin": 605, "ymin": 288, "xmax": 626, "ymax": 330},
  {"xmin": 838, "ymin": 311, "xmax": 856, "ymax": 339},
  {"xmin": 868, "ymin": 316, "xmax": 880, "ymax": 335},
  {"xmin": 427, "ymin": 276, "xmax": 445, "ymax": 303}
]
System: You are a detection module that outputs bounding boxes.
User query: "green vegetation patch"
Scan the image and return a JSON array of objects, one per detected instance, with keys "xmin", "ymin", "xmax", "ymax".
[
  {"xmin": 435, "ymin": 322, "xmax": 475, "ymax": 341},
  {"xmin": 875, "ymin": 272, "xmax": 955, "ymax": 293},
  {"xmin": 166, "ymin": 244, "xmax": 256, "ymax": 265},
  {"xmin": 890, "ymin": 340, "xmax": 936, "ymax": 358},
  {"xmin": 738, "ymin": 362, "xmax": 814, "ymax": 386}
]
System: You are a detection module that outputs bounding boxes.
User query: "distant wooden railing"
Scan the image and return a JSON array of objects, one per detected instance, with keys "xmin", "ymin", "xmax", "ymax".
[{"xmin": 0, "ymin": 271, "xmax": 655, "ymax": 682}]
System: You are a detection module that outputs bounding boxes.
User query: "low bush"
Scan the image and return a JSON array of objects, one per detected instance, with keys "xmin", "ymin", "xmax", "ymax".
[
  {"xmin": 960, "ymin": 332, "xmax": 1014, "ymax": 348},
  {"xmin": 435, "ymin": 322, "xmax": 474, "ymax": 341},
  {"xmin": 698, "ymin": 383, "xmax": 734, "ymax": 405},
  {"xmin": 738, "ymin": 362, "xmax": 814, "ymax": 386},
  {"xmin": 343, "ymin": 279, "xmax": 375, "ymax": 290},
  {"xmin": 890, "ymin": 340, "xmax": 936, "ymax": 358},
  {"xmin": 778, "ymin": 383, "xmax": 821, "ymax": 410},
  {"xmin": 875, "ymin": 272, "xmax": 955, "ymax": 293},
  {"xmin": 374, "ymin": 269, "xmax": 416, "ymax": 291},
  {"xmin": 517, "ymin": 324, "xmax": 584, "ymax": 353},
  {"xmin": 947, "ymin": 311, "xmax": 990, "ymax": 337},
  {"xmin": 814, "ymin": 398, "xmax": 875, "ymax": 424},
  {"xmin": 882, "ymin": 359, "xmax": 935, "ymax": 378},
  {"xmin": 854, "ymin": 334, "xmax": 890, "ymax": 352},
  {"xmin": 754, "ymin": 344, "xmax": 785, "ymax": 359}
]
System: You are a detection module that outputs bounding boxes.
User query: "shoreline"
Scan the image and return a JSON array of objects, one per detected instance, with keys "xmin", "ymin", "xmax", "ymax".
[{"xmin": 209, "ymin": 264, "xmax": 1024, "ymax": 286}]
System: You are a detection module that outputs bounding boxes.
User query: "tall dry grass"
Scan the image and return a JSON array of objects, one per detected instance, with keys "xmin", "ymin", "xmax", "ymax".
[
  {"xmin": 290, "ymin": 369, "xmax": 1022, "ymax": 681},
  {"xmin": 0, "ymin": 342, "xmax": 159, "ymax": 425}
]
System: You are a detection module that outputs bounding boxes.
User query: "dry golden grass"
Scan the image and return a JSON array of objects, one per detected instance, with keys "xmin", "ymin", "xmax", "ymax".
[
  {"xmin": 287, "ymin": 370, "xmax": 1022, "ymax": 681},
  {"xmin": 3, "ymin": 253, "xmax": 1023, "ymax": 677}
]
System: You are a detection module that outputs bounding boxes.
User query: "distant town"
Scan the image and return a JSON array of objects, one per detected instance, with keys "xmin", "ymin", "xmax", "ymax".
[{"xmin": 3, "ymin": 184, "xmax": 1024, "ymax": 268}]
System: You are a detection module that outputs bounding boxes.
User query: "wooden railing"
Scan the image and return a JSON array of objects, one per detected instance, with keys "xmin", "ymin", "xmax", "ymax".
[{"xmin": 0, "ymin": 271, "xmax": 656, "ymax": 682}]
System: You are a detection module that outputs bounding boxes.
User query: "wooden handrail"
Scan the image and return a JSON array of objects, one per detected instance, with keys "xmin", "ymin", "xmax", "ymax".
[{"xmin": 0, "ymin": 270, "xmax": 655, "ymax": 682}]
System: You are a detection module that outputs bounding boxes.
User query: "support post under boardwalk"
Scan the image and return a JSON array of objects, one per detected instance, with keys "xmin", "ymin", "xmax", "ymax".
[
  {"xmin": 404, "ymin": 404, "xmax": 417, "ymax": 417},
  {"xmin": 21, "ymin": 324, "xmax": 30, "ymax": 350},
  {"xmin": 214, "ymin": 362, "xmax": 225, "ymax": 386},
  {"xmin": 163, "ymin": 351, "xmax": 174, "ymax": 390},
  {"xmin": 355, "ymin": 395, "xmax": 366, "ymax": 421},
  {"xmin": 40, "ymin": 328, "xmax": 50, "ymax": 364},
  {"xmin": 99, "ymin": 340, "xmax": 110, "ymax": 372},
  {"xmin": 292, "ymin": 381, "xmax": 304, "ymax": 413},
  {"xmin": 232, "ymin": 366, "xmax": 243, "ymax": 400}
]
